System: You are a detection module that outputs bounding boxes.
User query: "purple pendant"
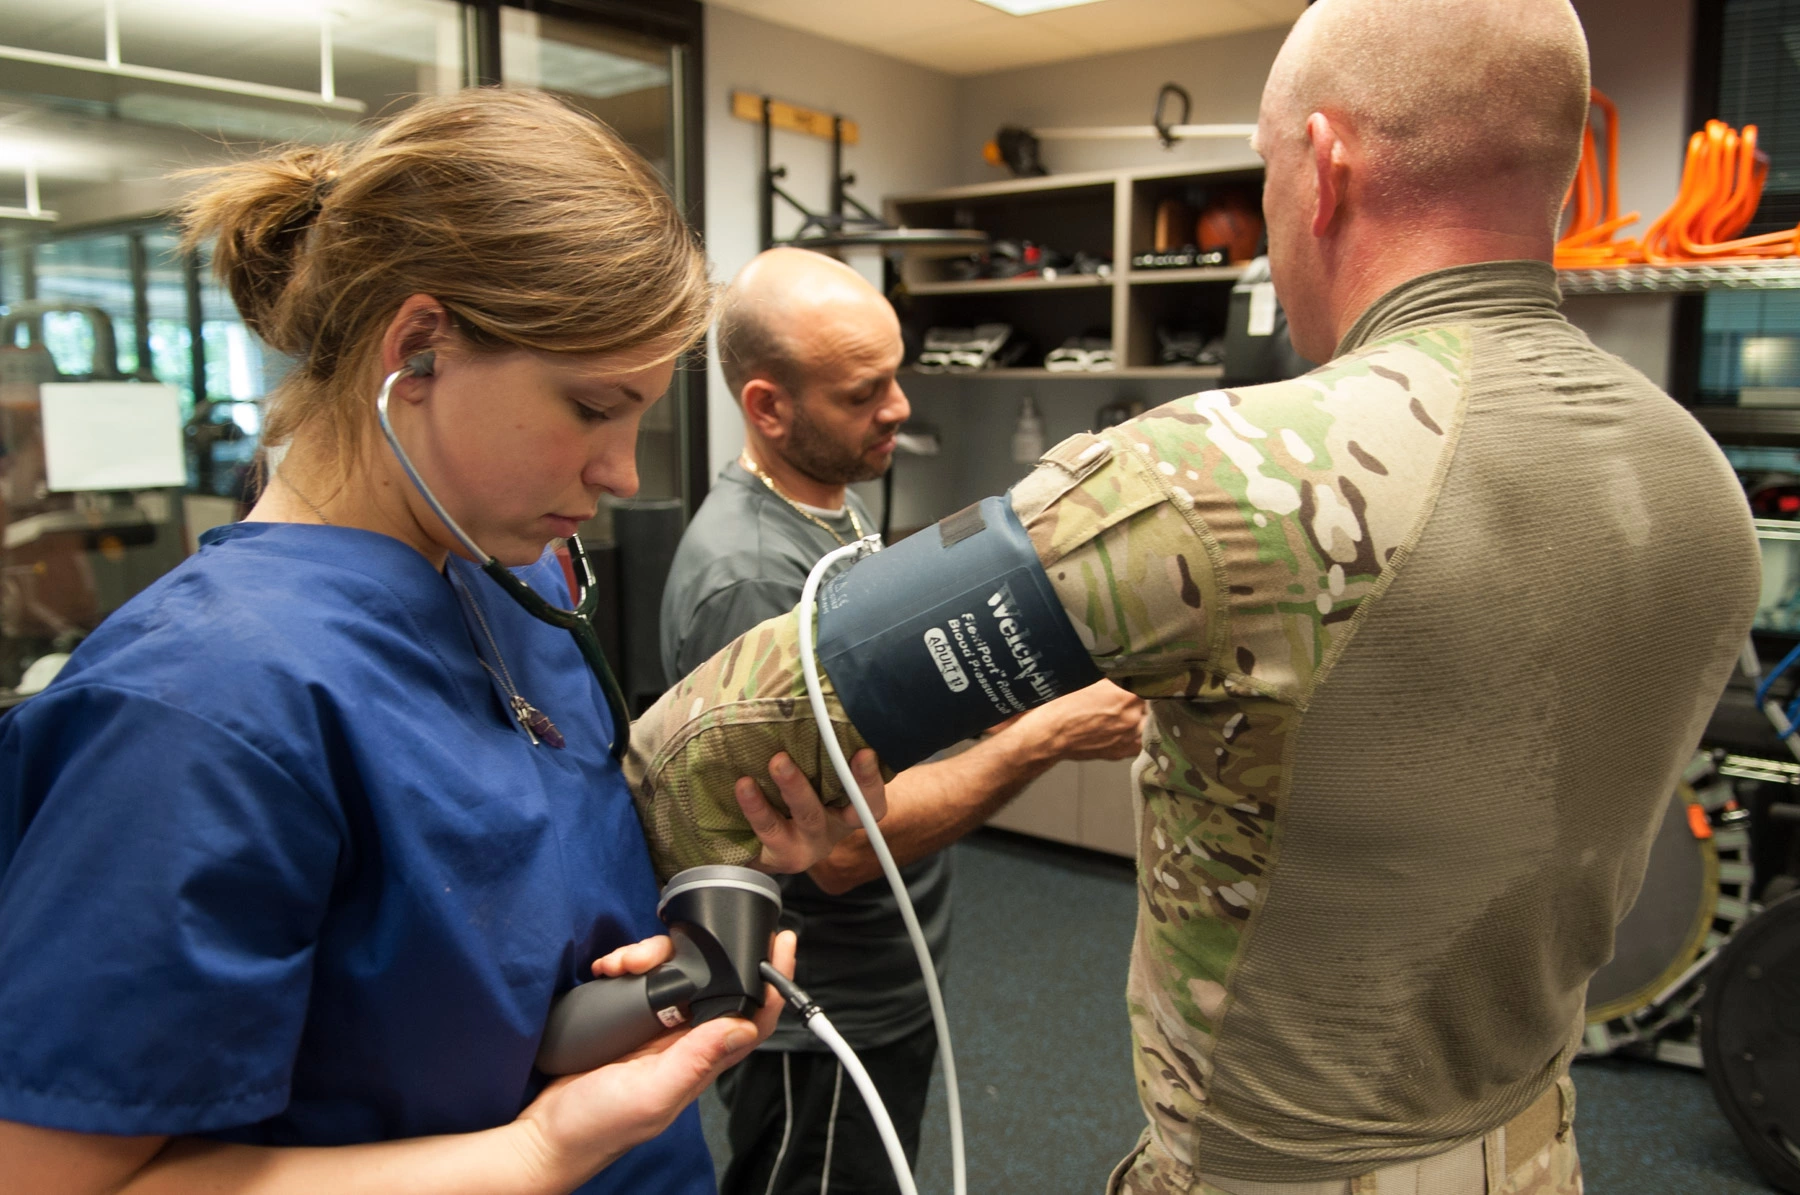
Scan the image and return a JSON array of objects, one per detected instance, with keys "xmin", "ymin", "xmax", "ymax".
[
  {"xmin": 510, "ymin": 696, "xmax": 566, "ymax": 749},
  {"xmin": 527, "ymin": 707, "xmax": 566, "ymax": 749}
]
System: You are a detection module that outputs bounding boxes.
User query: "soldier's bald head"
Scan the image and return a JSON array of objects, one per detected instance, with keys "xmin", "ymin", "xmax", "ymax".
[
  {"xmin": 1259, "ymin": 0, "xmax": 1590, "ymax": 228},
  {"xmin": 716, "ymin": 247, "xmax": 894, "ymax": 401}
]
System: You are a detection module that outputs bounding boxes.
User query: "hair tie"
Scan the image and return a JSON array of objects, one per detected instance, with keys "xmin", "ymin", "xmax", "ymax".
[{"xmin": 306, "ymin": 172, "xmax": 338, "ymax": 214}]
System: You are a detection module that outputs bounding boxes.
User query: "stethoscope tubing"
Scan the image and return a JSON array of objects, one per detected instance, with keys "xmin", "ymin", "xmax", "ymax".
[{"xmin": 376, "ymin": 357, "xmax": 631, "ymax": 759}]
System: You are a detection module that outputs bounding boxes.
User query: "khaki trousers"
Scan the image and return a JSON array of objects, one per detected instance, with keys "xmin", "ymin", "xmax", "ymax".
[{"xmin": 1109, "ymin": 1080, "xmax": 1580, "ymax": 1195}]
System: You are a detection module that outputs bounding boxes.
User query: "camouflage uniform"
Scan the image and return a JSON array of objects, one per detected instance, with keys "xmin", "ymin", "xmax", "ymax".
[{"xmin": 629, "ymin": 262, "xmax": 1760, "ymax": 1192}]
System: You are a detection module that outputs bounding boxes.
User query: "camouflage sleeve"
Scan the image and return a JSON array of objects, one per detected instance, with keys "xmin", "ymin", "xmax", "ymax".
[
  {"xmin": 1010, "ymin": 423, "xmax": 1224, "ymax": 698},
  {"xmin": 1013, "ymin": 339, "xmax": 1467, "ymax": 702},
  {"xmin": 625, "ymin": 606, "xmax": 877, "ymax": 881}
]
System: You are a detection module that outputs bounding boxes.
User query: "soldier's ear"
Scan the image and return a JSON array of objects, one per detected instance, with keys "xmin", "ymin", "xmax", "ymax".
[{"xmin": 1306, "ymin": 111, "xmax": 1350, "ymax": 237}]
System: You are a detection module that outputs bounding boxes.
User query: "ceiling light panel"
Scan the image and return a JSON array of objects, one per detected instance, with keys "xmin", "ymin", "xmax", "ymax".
[{"xmin": 972, "ymin": 0, "xmax": 1107, "ymax": 15}]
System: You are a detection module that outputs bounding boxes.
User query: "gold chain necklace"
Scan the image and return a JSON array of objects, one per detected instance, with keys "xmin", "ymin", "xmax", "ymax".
[{"xmin": 738, "ymin": 453, "xmax": 867, "ymax": 546}]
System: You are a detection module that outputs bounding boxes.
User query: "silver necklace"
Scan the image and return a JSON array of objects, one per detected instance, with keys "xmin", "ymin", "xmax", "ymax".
[
  {"xmin": 451, "ymin": 563, "xmax": 566, "ymax": 749},
  {"xmin": 280, "ymin": 468, "xmax": 333, "ymax": 525},
  {"xmin": 739, "ymin": 453, "xmax": 867, "ymax": 546},
  {"xmin": 285, "ymin": 467, "xmax": 563, "ymax": 747}
]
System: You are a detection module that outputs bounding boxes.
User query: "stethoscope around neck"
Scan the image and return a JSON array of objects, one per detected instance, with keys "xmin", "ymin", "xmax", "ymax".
[{"xmin": 377, "ymin": 350, "xmax": 632, "ymax": 760}]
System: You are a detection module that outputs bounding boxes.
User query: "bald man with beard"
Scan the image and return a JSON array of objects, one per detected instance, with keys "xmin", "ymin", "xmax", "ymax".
[
  {"xmin": 626, "ymin": 2, "xmax": 1759, "ymax": 1189},
  {"xmin": 659, "ymin": 247, "xmax": 1144, "ymax": 1195}
]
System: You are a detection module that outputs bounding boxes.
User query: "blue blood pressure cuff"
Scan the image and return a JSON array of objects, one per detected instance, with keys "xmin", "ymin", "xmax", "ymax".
[{"xmin": 815, "ymin": 495, "xmax": 1100, "ymax": 770}]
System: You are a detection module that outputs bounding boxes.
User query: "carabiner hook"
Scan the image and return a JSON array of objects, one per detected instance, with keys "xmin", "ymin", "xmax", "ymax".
[{"xmin": 1153, "ymin": 83, "xmax": 1192, "ymax": 151}]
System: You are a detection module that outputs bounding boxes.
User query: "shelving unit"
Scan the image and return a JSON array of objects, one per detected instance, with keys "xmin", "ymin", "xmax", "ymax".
[
  {"xmin": 886, "ymin": 160, "xmax": 1262, "ymax": 374},
  {"xmin": 1126, "ymin": 265, "xmax": 1247, "ymax": 285},
  {"xmin": 1560, "ymin": 261, "xmax": 1800, "ymax": 295},
  {"xmin": 1691, "ymin": 406, "xmax": 1800, "ymax": 446},
  {"xmin": 904, "ymin": 274, "xmax": 1111, "ymax": 296},
  {"xmin": 881, "ymin": 165, "xmax": 1262, "ymax": 855}
]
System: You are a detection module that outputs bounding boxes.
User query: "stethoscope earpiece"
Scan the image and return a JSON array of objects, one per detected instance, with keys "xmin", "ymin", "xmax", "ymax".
[{"xmin": 406, "ymin": 350, "xmax": 436, "ymax": 378}]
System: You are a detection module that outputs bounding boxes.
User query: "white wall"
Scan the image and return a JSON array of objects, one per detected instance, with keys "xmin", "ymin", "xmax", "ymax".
[
  {"xmin": 953, "ymin": 24, "xmax": 1289, "ymax": 185},
  {"xmin": 701, "ymin": 5, "xmax": 960, "ymax": 484}
]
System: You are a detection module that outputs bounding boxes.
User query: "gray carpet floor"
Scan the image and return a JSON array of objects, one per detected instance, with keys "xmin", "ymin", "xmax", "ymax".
[{"xmin": 700, "ymin": 830, "xmax": 1776, "ymax": 1194}]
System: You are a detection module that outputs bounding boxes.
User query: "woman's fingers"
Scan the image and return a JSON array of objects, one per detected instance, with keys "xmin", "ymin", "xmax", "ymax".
[
  {"xmin": 591, "ymin": 934, "xmax": 674, "ymax": 978},
  {"xmin": 753, "ymin": 930, "xmax": 798, "ymax": 1038},
  {"xmin": 516, "ymin": 1015, "xmax": 761, "ymax": 1185}
]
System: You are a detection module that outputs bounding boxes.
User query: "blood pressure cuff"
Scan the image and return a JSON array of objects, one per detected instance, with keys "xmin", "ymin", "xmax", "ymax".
[
  {"xmin": 814, "ymin": 496, "xmax": 1099, "ymax": 770},
  {"xmin": 627, "ymin": 427, "xmax": 1211, "ymax": 880}
]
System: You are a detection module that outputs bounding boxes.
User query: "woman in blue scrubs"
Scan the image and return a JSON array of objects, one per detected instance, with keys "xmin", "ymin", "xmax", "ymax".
[{"xmin": 0, "ymin": 89, "xmax": 882, "ymax": 1195}]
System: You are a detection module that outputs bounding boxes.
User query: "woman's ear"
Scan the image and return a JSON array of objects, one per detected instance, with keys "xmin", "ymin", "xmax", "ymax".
[{"xmin": 379, "ymin": 295, "xmax": 454, "ymax": 396}]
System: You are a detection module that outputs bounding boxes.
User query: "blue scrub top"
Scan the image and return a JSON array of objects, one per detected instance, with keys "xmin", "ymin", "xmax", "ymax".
[{"xmin": 0, "ymin": 523, "xmax": 712, "ymax": 1195}]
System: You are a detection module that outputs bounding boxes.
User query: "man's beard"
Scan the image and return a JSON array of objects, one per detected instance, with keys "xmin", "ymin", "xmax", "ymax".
[{"xmin": 783, "ymin": 402, "xmax": 893, "ymax": 486}]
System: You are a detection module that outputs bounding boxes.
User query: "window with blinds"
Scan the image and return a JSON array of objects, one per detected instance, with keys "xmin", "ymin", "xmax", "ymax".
[
  {"xmin": 1718, "ymin": 0, "xmax": 1800, "ymax": 232},
  {"xmin": 1698, "ymin": 0, "xmax": 1800, "ymax": 405}
]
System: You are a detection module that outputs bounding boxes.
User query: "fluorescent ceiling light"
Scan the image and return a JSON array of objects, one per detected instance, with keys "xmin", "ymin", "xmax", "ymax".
[{"xmin": 972, "ymin": 0, "xmax": 1107, "ymax": 14}]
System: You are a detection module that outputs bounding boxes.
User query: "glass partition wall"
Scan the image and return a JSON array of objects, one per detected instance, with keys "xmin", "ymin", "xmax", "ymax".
[
  {"xmin": 0, "ymin": 0, "xmax": 705, "ymax": 699},
  {"xmin": 499, "ymin": 3, "xmax": 702, "ymax": 541}
]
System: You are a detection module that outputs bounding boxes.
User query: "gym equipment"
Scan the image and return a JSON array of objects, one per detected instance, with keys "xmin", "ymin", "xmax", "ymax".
[
  {"xmin": 1044, "ymin": 337, "xmax": 1116, "ymax": 373},
  {"xmin": 535, "ymin": 865, "xmax": 782, "ymax": 1074},
  {"xmin": 612, "ymin": 498, "xmax": 685, "ymax": 715},
  {"xmin": 0, "ymin": 303, "xmax": 190, "ymax": 701},
  {"xmin": 1555, "ymin": 86, "xmax": 1800, "ymax": 268},
  {"xmin": 1581, "ymin": 752, "xmax": 1755, "ymax": 1067},
  {"xmin": 983, "ymin": 125, "xmax": 1048, "ymax": 178},
  {"xmin": 1197, "ymin": 190, "xmax": 1264, "ymax": 264},
  {"xmin": 1702, "ymin": 890, "xmax": 1800, "ymax": 1194},
  {"xmin": 1555, "ymin": 89, "xmax": 1640, "ymax": 268},
  {"xmin": 1132, "ymin": 247, "xmax": 1227, "ymax": 271},
  {"xmin": 914, "ymin": 324, "xmax": 1016, "ymax": 372},
  {"xmin": 745, "ymin": 92, "xmax": 985, "ymax": 254}
]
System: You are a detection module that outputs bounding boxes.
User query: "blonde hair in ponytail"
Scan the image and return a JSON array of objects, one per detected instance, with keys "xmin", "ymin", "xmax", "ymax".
[{"xmin": 180, "ymin": 88, "xmax": 713, "ymax": 475}]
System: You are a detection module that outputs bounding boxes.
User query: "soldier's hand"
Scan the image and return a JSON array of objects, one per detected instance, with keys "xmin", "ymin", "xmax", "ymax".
[{"xmin": 1018, "ymin": 680, "xmax": 1145, "ymax": 762}]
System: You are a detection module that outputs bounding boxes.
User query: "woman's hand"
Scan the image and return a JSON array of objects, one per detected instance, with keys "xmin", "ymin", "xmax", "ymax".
[
  {"xmin": 509, "ymin": 929, "xmax": 798, "ymax": 1192},
  {"xmin": 735, "ymin": 749, "xmax": 887, "ymax": 874}
]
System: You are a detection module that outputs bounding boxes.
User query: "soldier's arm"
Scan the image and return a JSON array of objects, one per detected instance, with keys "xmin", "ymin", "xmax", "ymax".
[{"xmin": 627, "ymin": 424, "xmax": 1215, "ymax": 880}]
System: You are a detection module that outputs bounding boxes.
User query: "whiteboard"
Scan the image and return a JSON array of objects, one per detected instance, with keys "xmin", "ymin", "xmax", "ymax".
[{"xmin": 39, "ymin": 382, "xmax": 188, "ymax": 492}]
